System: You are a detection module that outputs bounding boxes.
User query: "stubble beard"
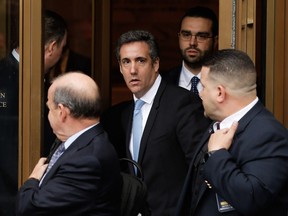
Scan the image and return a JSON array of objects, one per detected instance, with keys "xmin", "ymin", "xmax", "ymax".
[{"xmin": 182, "ymin": 46, "xmax": 214, "ymax": 70}]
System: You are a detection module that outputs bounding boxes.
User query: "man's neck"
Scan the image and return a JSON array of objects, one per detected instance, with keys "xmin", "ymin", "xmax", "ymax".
[{"xmin": 183, "ymin": 61, "xmax": 201, "ymax": 76}]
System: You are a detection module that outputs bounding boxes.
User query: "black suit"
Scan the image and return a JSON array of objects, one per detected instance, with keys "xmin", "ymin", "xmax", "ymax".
[
  {"xmin": 0, "ymin": 53, "xmax": 19, "ymax": 216},
  {"xmin": 161, "ymin": 66, "xmax": 202, "ymax": 103},
  {"xmin": 101, "ymin": 79, "xmax": 211, "ymax": 215},
  {"xmin": 161, "ymin": 66, "xmax": 182, "ymax": 86},
  {"xmin": 16, "ymin": 124, "xmax": 122, "ymax": 216},
  {"xmin": 176, "ymin": 101, "xmax": 288, "ymax": 216}
]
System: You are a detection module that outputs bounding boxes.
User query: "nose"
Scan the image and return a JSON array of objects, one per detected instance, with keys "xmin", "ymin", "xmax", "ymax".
[
  {"xmin": 189, "ymin": 35, "xmax": 198, "ymax": 46},
  {"xmin": 130, "ymin": 62, "xmax": 137, "ymax": 74}
]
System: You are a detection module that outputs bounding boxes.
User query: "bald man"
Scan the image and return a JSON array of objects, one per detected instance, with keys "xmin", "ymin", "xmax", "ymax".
[{"xmin": 16, "ymin": 72, "xmax": 122, "ymax": 216}]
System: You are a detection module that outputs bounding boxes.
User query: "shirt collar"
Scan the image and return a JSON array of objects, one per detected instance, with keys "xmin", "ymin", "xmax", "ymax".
[
  {"xmin": 218, "ymin": 97, "xmax": 259, "ymax": 130},
  {"xmin": 133, "ymin": 75, "xmax": 161, "ymax": 106},
  {"xmin": 180, "ymin": 61, "xmax": 201, "ymax": 88},
  {"xmin": 63, "ymin": 123, "xmax": 98, "ymax": 150},
  {"xmin": 12, "ymin": 49, "xmax": 19, "ymax": 62}
]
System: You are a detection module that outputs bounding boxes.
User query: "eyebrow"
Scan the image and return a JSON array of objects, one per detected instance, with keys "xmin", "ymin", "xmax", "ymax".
[{"xmin": 181, "ymin": 30, "xmax": 211, "ymax": 35}]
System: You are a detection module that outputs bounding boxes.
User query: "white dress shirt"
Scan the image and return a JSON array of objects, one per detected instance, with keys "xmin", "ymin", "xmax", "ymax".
[
  {"xmin": 129, "ymin": 75, "xmax": 162, "ymax": 158},
  {"xmin": 179, "ymin": 61, "xmax": 200, "ymax": 90}
]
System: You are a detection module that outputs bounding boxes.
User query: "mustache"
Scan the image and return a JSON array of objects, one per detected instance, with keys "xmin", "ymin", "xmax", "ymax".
[{"xmin": 185, "ymin": 46, "xmax": 200, "ymax": 52}]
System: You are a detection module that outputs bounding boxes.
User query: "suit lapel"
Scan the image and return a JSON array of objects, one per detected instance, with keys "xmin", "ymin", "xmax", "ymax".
[
  {"xmin": 191, "ymin": 101, "xmax": 263, "ymax": 211},
  {"xmin": 236, "ymin": 100, "xmax": 263, "ymax": 134},
  {"xmin": 123, "ymin": 101, "xmax": 134, "ymax": 159},
  {"xmin": 177, "ymin": 125, "xmax": 212, "ymax": 215},
  {"xmin": 41, "ymin": 125, "xmax": 103, "ymax": 186},
  {"xmin": 137, "ymin": 81, "xmax": 166, "ymax": 163},
  {"xmin": 191, "ymin": 127, "xmax": 212, "ymax": 207}
]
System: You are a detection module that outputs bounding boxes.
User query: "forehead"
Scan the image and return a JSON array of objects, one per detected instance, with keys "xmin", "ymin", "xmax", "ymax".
[
  {"xmin": 47, "ymin": 85, "xmax": 54, "ymax": 103},
  {"xmin": 119, "ymin": 41, "xmax": 150, "ymax": 59},
  {"xmin": 181, "ymin": 17, "xmax": 213, "ymax": 33}
]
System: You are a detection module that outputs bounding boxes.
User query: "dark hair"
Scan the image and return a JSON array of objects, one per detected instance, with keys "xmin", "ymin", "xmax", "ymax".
[
  {"xmin": 53, "ymin": 84, "xmax": 102, "ymax": 119},
  {"xmin": 115, "ymin": 30, "xmax": 160, "ymax": 63},
  {"xmin": 203, "ymin": 49, "xmax": 256, "ymax": 91},
  {"xmin": 44, "ymin": 10, "xmax": 67, "ymax": 46},
  {"xmin": 180, "ymin": 6, "xmax": 218, "ymax": 37}
]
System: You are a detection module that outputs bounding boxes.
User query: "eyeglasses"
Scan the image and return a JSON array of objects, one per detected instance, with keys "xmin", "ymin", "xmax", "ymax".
[{"xmin": 178, "ymin": 31, "xmax": 214, "ymax": 42}]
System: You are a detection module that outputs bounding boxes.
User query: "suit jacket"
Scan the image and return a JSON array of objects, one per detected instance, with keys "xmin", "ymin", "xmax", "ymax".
[
  {"xmin": 160, "ymin": 66, "xmax": 181, "ymax": 86},
  {"xmin": 16, "ymin": 124, "xmax": 122, "ymax": 216},
  {"xmin": 161, "ymin": 66, "xmax": 202, "ymax": 103},
  {"xmin": 101, "ymin": 80, "xmax": 211, "ymax": 216},
  {"xmin": 0, "ymin": 53, "xmax": 19, "ymax": 216},
  {"xmin": 176, "ymin": 101, "xmax": 288, "ymax": 216}
]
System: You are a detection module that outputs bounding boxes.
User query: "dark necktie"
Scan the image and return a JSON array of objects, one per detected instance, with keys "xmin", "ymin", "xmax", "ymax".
[{"xmin": 190, "ymin": 76, "xmax": 200, "ymax": 95}]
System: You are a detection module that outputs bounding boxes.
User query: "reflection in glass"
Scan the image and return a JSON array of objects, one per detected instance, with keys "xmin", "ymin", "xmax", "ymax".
[
  {"xmin": 0, "ymin": 0, "xmax": 19, "ymax": 215},
  {"xmin": 43, "ymin": 1, "xmax": 93, "ymax": 156}
]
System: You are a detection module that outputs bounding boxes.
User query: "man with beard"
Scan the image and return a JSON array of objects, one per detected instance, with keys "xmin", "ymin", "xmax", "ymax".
[{"xmin": 162, "ymin": 6, "xmax": 218, "ymax": 100}]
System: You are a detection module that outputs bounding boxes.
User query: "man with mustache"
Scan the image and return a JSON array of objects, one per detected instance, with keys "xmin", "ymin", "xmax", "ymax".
[{"xmin": 162, "ymin": 6, "xmax": 218, "ymax": 100}]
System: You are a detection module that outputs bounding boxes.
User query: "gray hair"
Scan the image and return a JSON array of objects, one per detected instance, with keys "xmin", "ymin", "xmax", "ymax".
[{"xmin": 53, "ymin": 85, "xmax": 101, "ymax": 118}]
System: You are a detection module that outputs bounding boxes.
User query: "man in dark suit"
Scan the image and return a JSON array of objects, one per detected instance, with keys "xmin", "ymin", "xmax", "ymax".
[
  {"xmin": 0, "ymin": 10, "xmax": 67, "ymax": 215},
  {"xmin": 101, "ymin": 30, "xmax": 210, "ymax": 216},
  {"xmin": 176, "ymin": 49, "xmax": 288, "ymax": 216},
  {"xmin": 16, "ymin": 72, "xmax": 122, "ymax": 216},
  {"xmin": 0, "ymin": 48, "xmax": 19, "ymax": 216},
  {"xmin": 161, "ymin": 6, "xmax": 218, "ymax": 98}
]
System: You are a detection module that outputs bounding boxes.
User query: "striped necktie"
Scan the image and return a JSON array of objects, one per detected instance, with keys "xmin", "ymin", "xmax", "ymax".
[{"xmin": 46, "ymin": 142, "xmax": 65, "ymax": 173}]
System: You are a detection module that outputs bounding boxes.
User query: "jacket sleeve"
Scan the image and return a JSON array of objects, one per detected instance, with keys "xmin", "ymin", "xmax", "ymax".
[
  {"xmin": 175, "ymin": 94, "xmax": 211, "ymax": 164},
  {"xmin": 203, "ymin": 126, "xmax": 288, "ymax": 215}
]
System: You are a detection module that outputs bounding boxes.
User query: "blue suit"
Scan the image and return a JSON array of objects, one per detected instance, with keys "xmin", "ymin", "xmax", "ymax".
[
  {"xmin": 16, "ymin": 124, "xmax": 122, "ymax": 216},
  {"xmin": 176, "ymin": 101, "xmax": 288, "ymax": 216}
]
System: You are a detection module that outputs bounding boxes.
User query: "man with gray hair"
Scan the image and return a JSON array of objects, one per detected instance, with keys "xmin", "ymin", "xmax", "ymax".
[{"xmin": 17, "ymin": 72, "xmax": 122, "ymax": 216}]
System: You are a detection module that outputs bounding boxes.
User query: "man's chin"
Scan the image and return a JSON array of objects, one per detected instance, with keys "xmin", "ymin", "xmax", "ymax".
[{"xmin": 184, "ymin": 59, "xmax": 203, "ymax": 68}]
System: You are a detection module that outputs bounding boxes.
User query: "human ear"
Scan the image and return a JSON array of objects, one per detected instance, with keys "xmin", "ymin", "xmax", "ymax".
[
  {"xmin": 216, "ymin": 85, "xmax": 226, "ymax": 102},
  {"xmin": 58, "ymin": 104, "xmax": 69, "ymax": 122},
  {"xmin": 119, "ymin": 64, "xmax": 123, "ymax": 74},
  {"xmin": 153, "ymin": 58, "xmax": 160, "ymax": 72},
  {"xmin": 45, "ymin": 41, "xmax": 57, "ymax": 55}
]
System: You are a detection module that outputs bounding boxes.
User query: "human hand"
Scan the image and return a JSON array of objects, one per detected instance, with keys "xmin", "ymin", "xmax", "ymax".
[
  {"xmin": 29, "ymin": 157, "xmax": 48, "ymax": 180},
  {"xmin": 208, "ymin": 121, "xmax": 238, "ymax": 152}
]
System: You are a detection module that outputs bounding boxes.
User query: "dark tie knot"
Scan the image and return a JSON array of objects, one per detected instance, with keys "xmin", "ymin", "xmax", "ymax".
[{"xmin": 191, "ymin": 77, "xmax": 200, "ymax": 94}]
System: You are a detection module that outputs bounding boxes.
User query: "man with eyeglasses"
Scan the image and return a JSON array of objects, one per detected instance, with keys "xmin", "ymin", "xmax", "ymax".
[{"xmin": 162, "ymin": 6, "xmax": 218, "ymax": 100}]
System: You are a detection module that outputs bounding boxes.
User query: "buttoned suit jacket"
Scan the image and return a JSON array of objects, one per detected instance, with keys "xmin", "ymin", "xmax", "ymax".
[
  {"xmin": 102, "ymin": 79, "xmax": 211, "ymax": 215},
  {"xmin": 176, "ymin": 101, "xmax": 288, "ymax": 216},
  {"xmin": 16, "ymin": 124, "xmax": 122, "ymax": 216},
  {"xmin": 0, "ymin": 53, "xmax": 19, "ymax": 215}
]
